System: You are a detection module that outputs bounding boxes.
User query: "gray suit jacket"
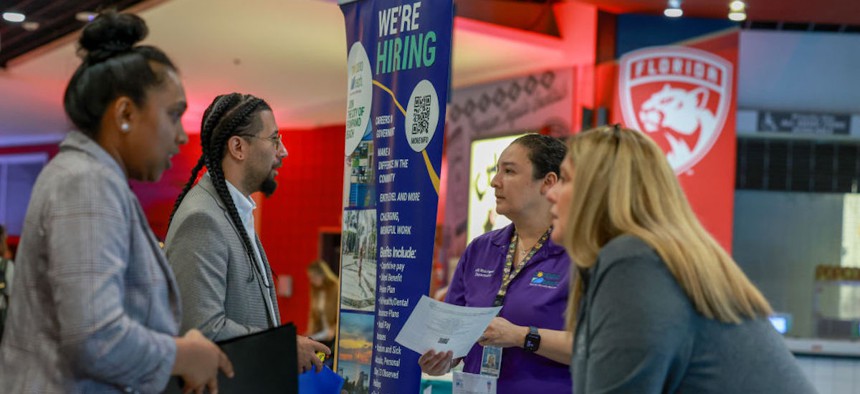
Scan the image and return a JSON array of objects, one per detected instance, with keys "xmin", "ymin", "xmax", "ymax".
[
  {"xmin": 165, "ymin": 175, "xmax": 280, "ymax": 341},
  {"xmin": 0, "ymin": 131, "xmax": 180, "ymax": 393}
]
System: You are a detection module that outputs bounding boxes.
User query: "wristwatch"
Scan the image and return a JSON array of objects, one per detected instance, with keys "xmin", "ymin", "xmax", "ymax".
[{"xmin": 523, "ymin": 326, "xmax": 541, "ymax": 353}]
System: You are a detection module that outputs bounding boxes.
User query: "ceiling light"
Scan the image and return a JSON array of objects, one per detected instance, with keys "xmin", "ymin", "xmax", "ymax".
[
  {"xmin": 664, "ymin": 8, "xmax": 683, "ymax": 17},
  {"xmin": 664, "ymin": 0, "xmax": 683, "ymax": 18},
  {"xmin": 2, "ymin": 12, "xmax": 25, "ymax": 23},
  {"xmin": 728, "ymin": 11, "xmax": 747, "ymax": 21},
  {"xmin": 728, "ymin": 1, "xmax": 747, "ymax": 22},
  {"xmin": 75, "ymin": 12, "xmax": 97, "ymax": 22}
]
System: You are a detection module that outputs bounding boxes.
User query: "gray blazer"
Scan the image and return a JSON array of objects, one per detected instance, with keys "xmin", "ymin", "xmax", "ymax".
[
  {"xmin": 165, "ymin": 175, "xmax": 280, "ymax": 341},
  {"xmin": 0, "ymin": 131, "xmax": 181, "ymax": 393}
]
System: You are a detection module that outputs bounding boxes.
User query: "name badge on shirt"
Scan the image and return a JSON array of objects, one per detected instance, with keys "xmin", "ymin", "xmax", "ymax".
[{"xmin": 480, "ymin": 345, "xmax": 502, "ymax": 377}]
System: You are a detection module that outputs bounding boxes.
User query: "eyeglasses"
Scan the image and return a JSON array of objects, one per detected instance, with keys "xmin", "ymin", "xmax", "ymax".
[{"xmin": 239, "ymin": 132, "xmax": 282, "ymax": 148}]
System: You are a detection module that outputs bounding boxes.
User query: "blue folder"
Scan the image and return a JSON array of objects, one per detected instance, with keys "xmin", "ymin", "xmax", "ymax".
[{"xmin": 299, "ymin": 365, "xmax": 345, "ymax": 394}]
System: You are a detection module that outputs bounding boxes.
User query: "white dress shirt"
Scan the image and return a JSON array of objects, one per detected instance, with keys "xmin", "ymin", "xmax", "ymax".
[{"xmin": 224, "ymin": 178, "xmax": 277, "ymax": 326}]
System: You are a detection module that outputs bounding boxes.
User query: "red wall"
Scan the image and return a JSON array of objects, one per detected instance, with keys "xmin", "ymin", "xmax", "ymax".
[{"xmin": 259, "ymin": 125, "xmax": 346, "ymax": 331}]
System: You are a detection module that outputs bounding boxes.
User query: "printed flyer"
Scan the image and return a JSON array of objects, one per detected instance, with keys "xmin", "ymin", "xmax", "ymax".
[{"xmin": 337, "ymin": 1, "xmax": 453, "ymax": 393}]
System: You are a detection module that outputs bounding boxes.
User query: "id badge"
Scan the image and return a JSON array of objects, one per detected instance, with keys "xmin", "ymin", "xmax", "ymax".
[{"xmin": 479, "ymin": 346, "xmax": 502, "ymax": 377}]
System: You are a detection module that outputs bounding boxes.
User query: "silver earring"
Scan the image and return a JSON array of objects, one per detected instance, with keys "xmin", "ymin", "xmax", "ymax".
[{"xmin": 120, "ymin": 123, "xmax": 130, "ymax": 132}]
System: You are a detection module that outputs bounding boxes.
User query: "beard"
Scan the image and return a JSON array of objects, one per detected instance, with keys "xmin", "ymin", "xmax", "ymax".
[{"xmin": 260, "ymin": 172, "xmax": 278, "ymax": 197}]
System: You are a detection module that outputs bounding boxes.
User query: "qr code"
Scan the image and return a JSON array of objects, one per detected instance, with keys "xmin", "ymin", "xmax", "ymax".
[{"xmin": 411, "ymin": 95, "xmax": 431, "ymax": 135}]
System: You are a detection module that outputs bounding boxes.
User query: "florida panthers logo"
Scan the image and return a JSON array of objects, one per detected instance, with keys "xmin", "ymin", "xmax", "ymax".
[{"xmin": 619, "ymin": 46, "xmax": 732, "ymax": 173}]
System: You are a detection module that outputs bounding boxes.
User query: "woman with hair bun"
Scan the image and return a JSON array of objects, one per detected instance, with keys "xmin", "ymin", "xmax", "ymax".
[{"xmin": 0, "ymin": 12, "xmax": 232, "ymax": 393}]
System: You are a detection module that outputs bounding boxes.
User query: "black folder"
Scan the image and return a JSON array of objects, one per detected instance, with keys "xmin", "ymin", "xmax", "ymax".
[{"xmin": 163, "ymin": 324, "xmax": 298, "ymax": 394}]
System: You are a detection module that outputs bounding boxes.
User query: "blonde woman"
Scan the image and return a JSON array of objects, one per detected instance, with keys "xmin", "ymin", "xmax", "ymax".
[
  {"xmin": 546, "ymin": 125, "xmax": 815, "ymax": 393},
  {"xmin": 306, "ymin": 260, "xmax": 339, "ymax": 349}
]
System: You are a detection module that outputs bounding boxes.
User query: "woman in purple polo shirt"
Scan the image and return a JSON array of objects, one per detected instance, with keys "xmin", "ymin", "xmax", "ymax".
[{"xmin": 419, "ymin": 134, "xmax": 573, "ymax": 394}]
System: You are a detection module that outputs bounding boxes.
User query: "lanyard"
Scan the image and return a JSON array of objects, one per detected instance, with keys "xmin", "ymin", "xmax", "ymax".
[{"xmin": 492, "ymin": 227, "xmax": 552, "ymax": 307}]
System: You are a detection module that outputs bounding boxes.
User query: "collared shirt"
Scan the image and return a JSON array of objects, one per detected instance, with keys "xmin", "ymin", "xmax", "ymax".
[
  {"xmin": 445, "ymin": 224, "xmax": 572, "ymax": 394},
  {"xmin": 220, "ymin": 175, "xmax": 277, "ymax": 326}
]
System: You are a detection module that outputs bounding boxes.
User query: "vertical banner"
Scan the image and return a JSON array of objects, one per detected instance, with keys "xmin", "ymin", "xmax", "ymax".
[
  {"xmin": 610, "ymin": 32, "xmax": 739, "ymax": 251},
  {"xmin": 337, "ymin": 1, "xmax": 453, "ymax": 394}
]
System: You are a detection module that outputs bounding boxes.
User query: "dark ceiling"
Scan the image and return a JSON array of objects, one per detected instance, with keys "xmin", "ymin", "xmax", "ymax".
[
  {"xmin": 2, "ymin": 0, "xmax": 860, "ymax": 68},
  {"xmin": 575, "ymin": 0, "xmax": 860, "ymax": 26},
  {"xmin": 0, "ymin": 0, "xmax": 145, "ymax": 67}
]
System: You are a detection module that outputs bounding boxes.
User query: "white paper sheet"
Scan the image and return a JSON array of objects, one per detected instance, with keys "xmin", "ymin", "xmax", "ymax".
[
  {"xmin": 394, "ymin": 295, "xmax": 501, "ymax": 358},
  {"xmin": 453, "ymin": 371, "xmax": 497, "ymax": 394}
]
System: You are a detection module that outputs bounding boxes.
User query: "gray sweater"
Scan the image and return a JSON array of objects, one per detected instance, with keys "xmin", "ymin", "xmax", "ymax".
[{"xmin": 572, "ymin": 235, "xmax": 817, "ymax": 393}]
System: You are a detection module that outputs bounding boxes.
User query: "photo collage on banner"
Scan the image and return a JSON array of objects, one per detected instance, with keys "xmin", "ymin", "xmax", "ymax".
[{"xmin": 338, "ymin": 1, "xmax": 454, "ymax": 394}]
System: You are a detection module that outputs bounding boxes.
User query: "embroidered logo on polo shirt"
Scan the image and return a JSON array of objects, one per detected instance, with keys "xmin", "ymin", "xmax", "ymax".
[
  {"xmin": 474, "ymin": 268, "xmax": 495, "ymax": 278},
  {"xmin": 530, "ymin": 271, "xmax": 561, "ymax": 288}
]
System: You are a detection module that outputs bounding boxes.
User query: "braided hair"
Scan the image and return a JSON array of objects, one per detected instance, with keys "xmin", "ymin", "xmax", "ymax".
[{"xmin": 170, "ymin": 93, "xmax": 272, "ymax": 280}]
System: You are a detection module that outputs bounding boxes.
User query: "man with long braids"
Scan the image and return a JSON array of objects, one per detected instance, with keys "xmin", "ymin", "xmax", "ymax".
[{"xmin": 165, "ymin": 93, "xmax": 330, "ymax": 373}]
